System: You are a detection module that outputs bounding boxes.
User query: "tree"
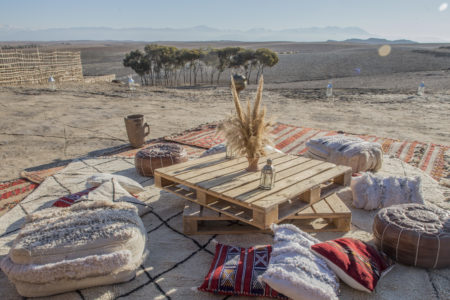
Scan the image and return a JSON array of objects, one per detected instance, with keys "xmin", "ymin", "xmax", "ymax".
[
  {"xmin": 254, "ymin": 48, "xmax": 279, "ymax": 83},
  {"xmin": 230, "ymin": 49, "xmax": 256, "ymax": 82},
  {"xmin": 216, "ymin": 47, "xmax": 242, "ymax": 84},
  {"xmin": 123, "ymin": 50, "xmax": 150, "ymax": 85}
]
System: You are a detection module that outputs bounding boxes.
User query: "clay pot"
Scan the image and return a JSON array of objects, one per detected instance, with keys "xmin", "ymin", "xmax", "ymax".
[
  {"xmin": 124, "ymin": 114, "xmax": 150, "ymax": 148},
  {"xmin": 246, "ymin": 157, "xmax": 260, "ymax": 172}
]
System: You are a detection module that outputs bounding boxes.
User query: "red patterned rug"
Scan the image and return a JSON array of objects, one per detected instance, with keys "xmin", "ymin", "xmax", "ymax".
[
  {"xmin": 165, "ymin": 122, "xmax": 449, "ymax": 182},
  {"xmin": 0, "ymin": 179, "xmax": 38, "ymax": 217}
]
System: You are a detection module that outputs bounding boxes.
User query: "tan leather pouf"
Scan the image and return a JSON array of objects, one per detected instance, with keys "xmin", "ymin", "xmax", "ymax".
[
  {"xmin": 373, "ymin": 203, "xmax": 450, "ymax": 269},
  {"xmin": 135, "ymin": 143, "xmax": 188, "ymax": 176}
]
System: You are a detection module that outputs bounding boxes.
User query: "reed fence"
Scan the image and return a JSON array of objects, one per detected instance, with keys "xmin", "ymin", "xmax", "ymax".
[{"xmin": 0, "ymin": 48, "xmax": 83, "ymax": 86}]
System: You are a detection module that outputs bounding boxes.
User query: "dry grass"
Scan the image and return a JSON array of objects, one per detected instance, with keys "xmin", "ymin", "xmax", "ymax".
[{"xmin": 219, "ymin": 76, "xmax": 273, "ymax": 159}]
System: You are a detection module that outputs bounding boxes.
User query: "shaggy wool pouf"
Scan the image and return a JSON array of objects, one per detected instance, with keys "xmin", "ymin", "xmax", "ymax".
[
  {"xmin": 351, "ymin": 173, "xmax": 424, "ymax": 210},
  {"xmin": 305, "ymin": 135, "xmax": 383, "ymax": 173},
  {"xmin": 0, "ymin": 200, "xmax": 147, "ymax": 297}
]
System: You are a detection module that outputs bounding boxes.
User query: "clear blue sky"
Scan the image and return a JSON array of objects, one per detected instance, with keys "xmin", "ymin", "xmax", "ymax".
[{"xmin": 0, "ymin": 0, "xmax": 449, "ymax": 41}]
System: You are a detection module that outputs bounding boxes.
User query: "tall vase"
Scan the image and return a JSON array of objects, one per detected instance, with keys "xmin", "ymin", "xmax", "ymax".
[{"xmin": 246, "ymin": 157, "xmax": 260, "ymax": 172}]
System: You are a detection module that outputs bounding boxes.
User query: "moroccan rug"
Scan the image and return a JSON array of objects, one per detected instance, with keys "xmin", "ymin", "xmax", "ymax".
[
  {"xmin": 20, "ymin": 139, "xmax": 205, "ymax": 184},
  {"xmin": 0, "ymin": 156, "xmax": 448, "ymax": 299},
  {"xmin": 1, "ymin": 141, "xmax": 205, "ymax": 216},
  {"xmin": 0, "ymin": 179, "xmax": 38, "ymax": 217},
  {"xmin": 165, "ymin": 122, "xmax": 450, "ymax": 182}
]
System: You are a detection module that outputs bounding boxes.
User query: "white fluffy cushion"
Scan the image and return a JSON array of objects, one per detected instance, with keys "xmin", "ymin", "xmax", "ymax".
[
  {"xmin": 0, "ymin": 200, "xmax": 148, "ymax": 297},
  {"xmin": 86, "ymin": 173, "xmax": 144, "ymax": 194},
  {"xmin": 351, "ymin": 173, "xmax": 424, "ymax": 210},
  {"xmin": 306, "ymin": 135, "xmax": 383, "ymax": 173},
  {"xmin": 200, "ymin": 143, "xmax": 283, "ymax": 157},
  {"xmin": 200, "ymin": 143, "xmax": 226, "ymax": 157},
  {"xmin": 260, "ymin": 224, "xmax": 339, "ymax": 300}
]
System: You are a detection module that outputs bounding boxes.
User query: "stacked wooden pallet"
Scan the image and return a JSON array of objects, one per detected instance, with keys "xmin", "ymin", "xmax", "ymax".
[{"xmin": 154, "ymin": 152, "xmax": 352, "ymax": 235}]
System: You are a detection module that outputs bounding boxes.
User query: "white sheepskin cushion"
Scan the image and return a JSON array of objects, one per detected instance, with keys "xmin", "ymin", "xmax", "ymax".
[
  {"xmin": 83, "ymin": 178, "xmax": 151, "ymax": 216},
  {"xmin": 260, "ymin": 224, "xmax": 339, "ymax": 300},
  {"xmin": 351, "ymin": 173, "xmax": 424, "ymax": 210},
  {"xmin": 0, "ymin": 200, "xmax": 148, "ymax": 297},
  {"xmin": 305, "ymin": 135, "xmax": 383, "ymax": 173},
  {"xmin": 86, "ymin": 173, "xmax": 144, "ymax": 194},
  {"xmin": 200, "ymin": 143, "xmax": 226, "ymax": 157}
]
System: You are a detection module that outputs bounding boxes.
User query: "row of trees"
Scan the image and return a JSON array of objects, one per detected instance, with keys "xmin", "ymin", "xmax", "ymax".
[{"xmin": 123, "ymin": 44, "xmax": 279, "ymax": 86}]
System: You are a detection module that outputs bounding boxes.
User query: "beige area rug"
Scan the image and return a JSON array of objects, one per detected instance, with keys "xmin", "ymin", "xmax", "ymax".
[{"xmin": 0, "ymin": 156, "xmax": 448, "ymax": 300}]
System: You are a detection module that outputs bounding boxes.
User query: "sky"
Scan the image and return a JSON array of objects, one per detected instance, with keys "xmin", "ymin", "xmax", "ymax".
[{"xmin": 0, "ymin": 0, "xmax": 449, "ymax": 42}]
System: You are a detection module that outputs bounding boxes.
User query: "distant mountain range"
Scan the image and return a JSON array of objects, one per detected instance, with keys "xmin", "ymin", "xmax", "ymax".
[
  {"xmin": 338, "ymin": 38, "xmax": 417, "ymax": 44},
  {"xmin": 0, "ymin": 25, "xmax": 382, "ymax": 42}
]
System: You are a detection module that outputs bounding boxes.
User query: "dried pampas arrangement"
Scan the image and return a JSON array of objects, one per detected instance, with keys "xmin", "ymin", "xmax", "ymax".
[{"xmin": 219, "ymin": 75, "xmax": 273, "ymax": 171}]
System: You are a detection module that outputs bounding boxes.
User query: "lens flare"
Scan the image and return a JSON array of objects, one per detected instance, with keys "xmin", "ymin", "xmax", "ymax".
[
  {"xmin": 439, "ymin": 3, "xmax": 448, "ymax": 11},
  {"xmin": 378, "ymin": 45, "xmax": 391, "ymax": 57}
]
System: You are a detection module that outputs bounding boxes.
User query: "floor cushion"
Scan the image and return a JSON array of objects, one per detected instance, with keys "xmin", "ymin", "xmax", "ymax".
[
  {"xmin": 305, "ymin": 135, "xmax": 383, "ymax": 173},
  {"xmin": 0, "ymin": 200, "xmax": 148, "ymax": 297},
  {"xmin": 86, "ymin": 173, "xmax": 145, "ymax": 194},
  {"xmin": 373, "ymin": 203, "xmax": 450, "ymax": 268},
  {"xmin": 311, "ymin": 238, "xmax": 394, "ymax": 293},
  {"xmin": 51, "ymin": 179, "xmax": 151, "ymax": 216},
  {"xmin": 198, "ymin": 243, "xmax": 287, "ymax": 298},
  {"xmin": 259, "ymin": 224, "xmax": 339, "ymax": 300},
  {"xmin": 135, "ymin": 143, "xmax": 188, "ymax": 176},
  {"xmin": 351, "ymin": 173, "xmax": 424, "ymax": 210}
]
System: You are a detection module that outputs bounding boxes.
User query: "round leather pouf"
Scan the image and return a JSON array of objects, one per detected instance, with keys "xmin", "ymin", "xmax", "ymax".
[
  {"xmin": 135, "ymin": 143, "xmax": 188, "ymax": 176},
  {"xmin": 373, "ymin": 203, "xmax": 450, "ymax": 269}
]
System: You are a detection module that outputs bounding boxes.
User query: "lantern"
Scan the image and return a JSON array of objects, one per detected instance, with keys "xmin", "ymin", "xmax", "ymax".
[
  {"xmin": 259, "ymin": 158, "xmax": 275, "ymax": 189},
  {"xmin": 225, "ymin": 143, "xmax": 235, "ymax": 159},
  {"xmin": 128, "ymin": 75, "xmax": 136, "ymax": 91},
  {"xmin": 48, "ymin": 76, "xmax": 56, "ymax": 91}
]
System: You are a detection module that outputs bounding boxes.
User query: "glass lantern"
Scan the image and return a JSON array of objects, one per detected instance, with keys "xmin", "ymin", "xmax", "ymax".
[
  {"xmin": 225, "ymin": 144, "xmax": 235, "ymax": 159},
  {"xmin": 259, "ymin": 158, "xmax": 275, "ymax": 189},
  {"xmin": 128, "ymin": 75, "xmax": 136, "ymax": 91},
  {"xmin": 48, "ymin": 76, "xmax": 56, "ymax": 91}
]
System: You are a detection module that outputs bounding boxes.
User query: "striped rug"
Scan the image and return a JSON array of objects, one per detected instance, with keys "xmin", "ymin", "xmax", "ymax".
[
  {"xmin": 165, "ymin": 122, "xmax": 449, "ymax": 182},
  {"xmin": 0, "ymin": 179, "xmax": 38, "ymax": 217}
]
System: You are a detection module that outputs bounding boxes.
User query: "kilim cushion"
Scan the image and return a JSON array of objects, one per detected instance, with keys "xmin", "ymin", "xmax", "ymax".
[
  {"xmin": 311, "ymin": 238, "xmax": 394, "ymax": 293},
  {"xmin": 198, "ymin": 243, "xmax": 287, "ymax": 298}
]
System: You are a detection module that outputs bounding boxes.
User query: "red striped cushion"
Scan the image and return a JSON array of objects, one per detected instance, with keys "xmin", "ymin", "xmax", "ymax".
[{"xmin": 198, "ymin": 243, "xmax": 287, "ymax": 298}]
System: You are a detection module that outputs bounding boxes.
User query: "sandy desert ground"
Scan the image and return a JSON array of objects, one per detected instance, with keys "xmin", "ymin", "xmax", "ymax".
[{"xmin": 0, "ymin": 41, "xmax": 449, "ymax": 181}]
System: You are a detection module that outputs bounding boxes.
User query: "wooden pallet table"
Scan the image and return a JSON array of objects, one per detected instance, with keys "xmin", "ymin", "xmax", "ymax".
[
  {"xmin": 154, "ymin": 152, "xmax": 352, "ymax": 230},
  {"xmin": 183, "ymin": 193, "xmax": 351, "ymax": 235}
]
